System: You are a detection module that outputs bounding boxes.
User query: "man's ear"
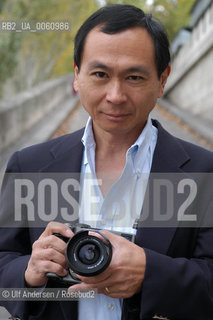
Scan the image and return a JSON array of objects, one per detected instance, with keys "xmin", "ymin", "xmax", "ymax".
[
  {"xmin": 73, "ymin": 62, "xmax": 79, "ymax": 92},
  {"xmin": 158, "ymin": 64, "xmax": 171, "ymax": 98}
]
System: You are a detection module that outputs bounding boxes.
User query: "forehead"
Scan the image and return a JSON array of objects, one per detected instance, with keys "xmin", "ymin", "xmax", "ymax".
[{"xmin": 81, "ymin": 26, "xmax": 156, "ymax": 69}]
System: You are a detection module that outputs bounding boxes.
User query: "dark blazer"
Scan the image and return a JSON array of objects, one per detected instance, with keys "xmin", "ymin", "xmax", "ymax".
[{"xmin": 0, "ymin": 120, "xmax": 213, "ymax": 320}]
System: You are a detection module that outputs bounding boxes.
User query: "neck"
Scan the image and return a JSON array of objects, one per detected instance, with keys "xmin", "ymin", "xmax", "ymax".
[
  {"xmin": 92, "ymin": 122, "xmax": 146, "ymax": 196},
  {"xmin": 93, "ymin": 125, "xmax": 144, "ymax": 156}
]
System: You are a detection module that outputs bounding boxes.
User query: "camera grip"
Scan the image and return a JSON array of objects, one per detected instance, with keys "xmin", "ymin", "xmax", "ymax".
[
  {"xmin": 46, "ymin": 233, "xmax": 70, "ymax": 284},
  {"xmin": 53, "ymin": 232, "xmax": 70, "ymax": 243}
]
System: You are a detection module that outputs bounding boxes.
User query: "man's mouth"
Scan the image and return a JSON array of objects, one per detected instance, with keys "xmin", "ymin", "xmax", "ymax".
[{"xmin": 102, "ymin": 112, "xmax": 130, "ymax": 120}]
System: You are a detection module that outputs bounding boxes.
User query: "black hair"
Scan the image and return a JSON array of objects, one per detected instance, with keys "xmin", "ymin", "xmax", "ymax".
[{"xmin": 74, "ymin": 4, "xmax": 170, "ymax": 78}]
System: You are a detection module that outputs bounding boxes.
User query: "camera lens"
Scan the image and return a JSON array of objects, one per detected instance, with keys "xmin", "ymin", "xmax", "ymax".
[
  {"xmin": 66, "ymin": 230, "xmax": 112, "ymax": 277},
  {"xmin": 78, "ymin": 243, "xmax": 100, "ymax": 265}
]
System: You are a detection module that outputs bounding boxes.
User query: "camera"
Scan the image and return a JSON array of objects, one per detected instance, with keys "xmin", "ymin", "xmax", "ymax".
[{"xmin": 46, "ymin": 223, "xmax": 136, "ymax": 286}]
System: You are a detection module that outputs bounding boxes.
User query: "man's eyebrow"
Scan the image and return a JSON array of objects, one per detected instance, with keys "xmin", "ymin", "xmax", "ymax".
[
  {"xmin": 88, "ymin": 61, "xmax": 112, "ymax": 71},
  {"xmin": 87, "ymin": 61, "xmax": 150, "ymax": 76},
  {"xmin": 125, "ymin": 66, "xmax": 150, "ymax": 76}
]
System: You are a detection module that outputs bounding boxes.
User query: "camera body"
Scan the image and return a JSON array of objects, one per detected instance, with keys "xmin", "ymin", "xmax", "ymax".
[{"xmin": 46, "ymin": 223, "xmax": 135, "ymax": 286}]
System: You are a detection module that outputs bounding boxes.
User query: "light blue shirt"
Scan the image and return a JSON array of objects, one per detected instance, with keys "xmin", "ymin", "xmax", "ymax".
[{"xmin": 78, "ymin": 116, "xmax": 158, "ymax": 320}]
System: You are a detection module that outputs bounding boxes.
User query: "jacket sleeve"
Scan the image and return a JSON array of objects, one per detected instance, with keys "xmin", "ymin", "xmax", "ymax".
[
  {"xmin": 123, "ymin": 227, "xmax": 213, "ymax": 320},
  {"xmin": 142, "ymin": 229, "xmax": 213, "ymax": 319},
  {"xmin": 0, "ymin": 152, "xmax": 47, "ymax": 319}
]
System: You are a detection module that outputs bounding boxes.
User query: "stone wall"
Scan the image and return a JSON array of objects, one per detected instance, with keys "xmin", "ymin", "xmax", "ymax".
[
  {"xmin": 164, "ymin": 1, "xmax": 213, "ymax": 122},
  {"xmin": 0, "ymin": 74, "xmax": 73, "ymax": 153}
]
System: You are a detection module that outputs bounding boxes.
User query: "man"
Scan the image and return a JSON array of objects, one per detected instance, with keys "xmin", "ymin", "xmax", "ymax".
[{"xmin": 0, "ymin": 4, "xmax": 213, "ymax": 320}]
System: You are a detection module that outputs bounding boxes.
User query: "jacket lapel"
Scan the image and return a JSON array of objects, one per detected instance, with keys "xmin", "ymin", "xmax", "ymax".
[
  {"xmin": 151, "ymin": 120, "xmax": 190, "ymax": 173},
  {"xmin": 42, "ymin": 128, "xmax": 84, "ymax": 173},
  {"xmin": 136, "ymin": 120, "xmax": 191, "ymax": 255}
]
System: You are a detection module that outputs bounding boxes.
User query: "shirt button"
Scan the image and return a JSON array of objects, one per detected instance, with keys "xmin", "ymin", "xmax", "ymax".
[{"xmin": 108, "ymin": 303, "xmax": 114, "ymax": 310}]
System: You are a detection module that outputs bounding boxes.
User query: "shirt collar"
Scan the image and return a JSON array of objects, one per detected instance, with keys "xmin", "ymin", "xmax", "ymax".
[
  {"xmin": 129, "ymin": 116, "xmax": 153, "ymax": 152},
  {"xmin": 81, "ymin": 116, "xmax": 95, "ymax": 148},
  {"xmin": 81, "ymin": 117, "xmax": 95, "ymax": 166},
  {"xmin": 81, "ymin": 116, "xmax": 155, "ymax": 165}
]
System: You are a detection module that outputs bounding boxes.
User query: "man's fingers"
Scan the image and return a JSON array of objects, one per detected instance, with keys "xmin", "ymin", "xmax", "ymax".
[
  {"xmin": 77, "ymin": 271, "xmax": 112, "ymax": 284},
  {"xmin": 69, "ymin": 280, "xmax": 132, "ymax": 299},
  {"xmin": 34, "ymin": 247, "xmax": 67, "ymax": 268},
  {"xmin": 37, "ymin": 260, "xmax": 68, "ymax": 277},
  {"xmin": 40, "ymin": 221, "xmax": 73, "ymax": 238},
  {"xmin": 33, "ymin": 235, "xmax": 68, "ymax": 254}
]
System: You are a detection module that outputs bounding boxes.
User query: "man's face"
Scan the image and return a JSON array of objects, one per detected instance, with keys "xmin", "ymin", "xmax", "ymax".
[{"xmin": 74, "ymin": 26, "xmax": 169, "ymax": 138}]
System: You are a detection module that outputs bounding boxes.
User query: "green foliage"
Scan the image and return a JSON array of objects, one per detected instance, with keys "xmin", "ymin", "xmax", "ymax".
[
  {"xmin": 106, "ymin": 0, "xmax": 147, "ymax": 7},
  {"xmin": 0, "ymin": 0, "xmax": 6, "ymax": 13},
  {"xmin": 105, "ymin": 0, "xmax": 195, "ymax": 41},
  {"xmin": 0, "ymin": 0, "xmax": 99, "ymax": 97},
  {"xmin": 150, "ymin": 0, "xmax": 196, "ymax": 41},
  {"xmin": 0, "ymin": 33, "xmax": 21, "ymax": 81}
]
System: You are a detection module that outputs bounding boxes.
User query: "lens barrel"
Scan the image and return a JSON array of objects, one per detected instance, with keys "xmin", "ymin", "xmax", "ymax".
[{"xmin": 66, "ymin": 230, "xmax": 112, "ymax": 277}]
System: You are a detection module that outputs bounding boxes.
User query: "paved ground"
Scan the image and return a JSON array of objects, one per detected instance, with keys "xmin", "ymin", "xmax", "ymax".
[
  {"xmin": 152, "ymin": 104, "xmax": 213, "ymax": 150},
  {"xmin": 1, "ymin": 101, "xmax": 213, "ymax": 319}
]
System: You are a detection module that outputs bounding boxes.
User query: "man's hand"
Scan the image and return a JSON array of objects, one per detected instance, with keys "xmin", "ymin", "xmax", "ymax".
[
  {"xmin": 25, "ymin": 222, "xmax": 73, "ymax": 287},
  {"xmin": 69, "ymin": 230, "xmax": 146, "ymax": 299}
]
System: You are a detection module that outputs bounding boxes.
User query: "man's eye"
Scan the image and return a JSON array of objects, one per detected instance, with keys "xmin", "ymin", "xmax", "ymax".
[
  {"xmin": 94, "ymin": 72, "xmax": 107, "ymax": 78},
  {"xmin": 127, "ymin": 75, "xmax": 143, "ymax": 81}
]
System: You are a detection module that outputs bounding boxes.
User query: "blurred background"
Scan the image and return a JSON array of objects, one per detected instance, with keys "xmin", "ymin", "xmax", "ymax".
[{"xmin": 0, "ymin": 0, "xmax": 213, "ymax": 317}]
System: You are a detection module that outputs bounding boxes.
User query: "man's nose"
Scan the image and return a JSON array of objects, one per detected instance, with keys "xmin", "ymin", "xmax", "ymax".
[{"xmin": 106, "ymin": 80, "xmax": 127, "ymax": 104}]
